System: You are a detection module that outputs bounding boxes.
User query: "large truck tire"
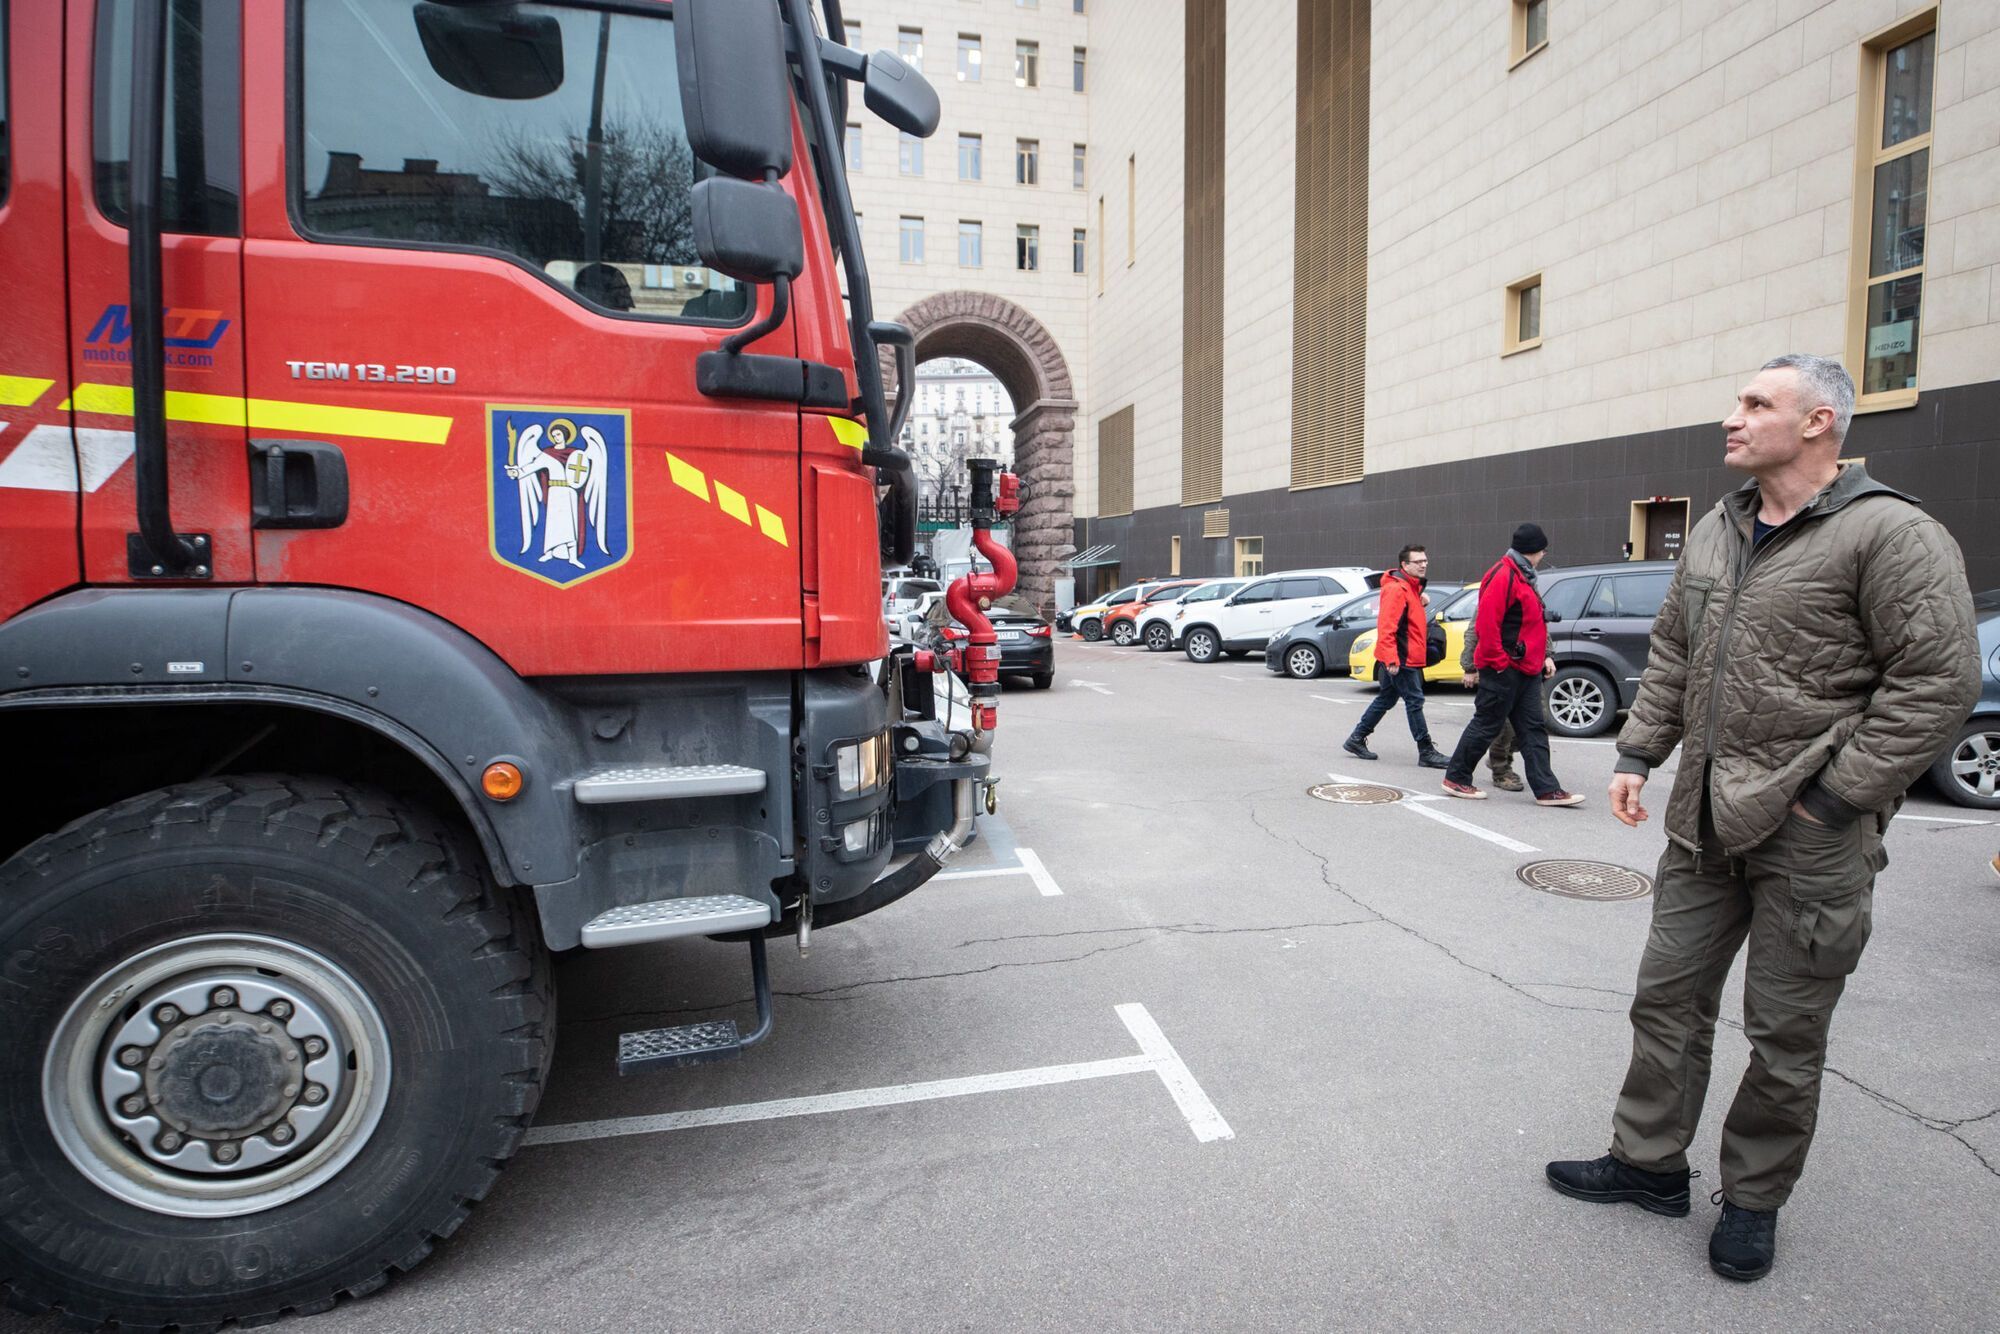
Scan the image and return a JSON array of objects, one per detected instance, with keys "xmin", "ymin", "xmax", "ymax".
[{"xmin": 0, "ymin": 776, "xmax": 553, "ymax": 1331}]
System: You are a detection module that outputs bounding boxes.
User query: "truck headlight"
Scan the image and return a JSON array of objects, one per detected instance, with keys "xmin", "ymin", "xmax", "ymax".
[
  {"xmin": 841, "ymin": 812, "xmax": 881, "ymax": 854},
  {"xmin": 834, "ymin": 731, "xmax": 891, "ymax": 795}
]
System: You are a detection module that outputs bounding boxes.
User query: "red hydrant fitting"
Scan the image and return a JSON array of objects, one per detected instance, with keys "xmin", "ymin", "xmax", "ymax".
[{"xmin": 938, "ymin": 460, "xmax": 1020, "ymax": 732}]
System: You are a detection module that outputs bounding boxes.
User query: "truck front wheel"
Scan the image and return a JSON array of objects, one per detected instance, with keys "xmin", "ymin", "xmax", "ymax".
[{"xmin": 0, "ymin": 776, "xmax": 552, "ymax": 1331}]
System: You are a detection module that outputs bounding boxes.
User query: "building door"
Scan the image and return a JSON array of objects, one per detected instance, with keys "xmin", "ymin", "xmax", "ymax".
[{"xmin": 1641, "ymin": 500, "xmax": 1688, "ymax": 561}]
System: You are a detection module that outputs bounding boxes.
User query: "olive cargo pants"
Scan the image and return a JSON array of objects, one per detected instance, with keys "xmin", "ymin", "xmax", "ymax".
[{"xmin": 1610, "ymin": 804, "xmax": 1883, "ymax": 1210}]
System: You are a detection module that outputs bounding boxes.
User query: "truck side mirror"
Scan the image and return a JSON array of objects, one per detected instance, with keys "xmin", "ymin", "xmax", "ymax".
[
  {"xmin": 413, "ymin": 2, "xmax": 564, "ymax": 100},
  {"xmin": 691, "ymin": 177, "xmax": 803, "ymax": 283},
  {"xmin": 862, "ymin": 49, "xmax": 941, "ymax": 136},
  {"xmin": 673, "ymin": 0, "xmax": 794, "ymax": 179}
]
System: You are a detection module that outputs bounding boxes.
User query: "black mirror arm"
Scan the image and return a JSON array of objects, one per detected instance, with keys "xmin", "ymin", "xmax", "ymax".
[{"xmin": 720, "ymin": 274, "xmax": 789, "ymax": 356}]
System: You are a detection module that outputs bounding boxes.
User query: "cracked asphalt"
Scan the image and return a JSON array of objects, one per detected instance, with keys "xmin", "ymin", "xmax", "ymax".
[{"xmin": 10, "ymin": 637, "xmax": 1998, "ymax": 1331}]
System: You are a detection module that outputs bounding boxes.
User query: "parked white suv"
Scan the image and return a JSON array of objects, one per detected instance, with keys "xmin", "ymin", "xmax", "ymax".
[
  {"xmin": 1177, "ymin": 568, "xmax": 1376, "ymax": 663},
  {"xmin": 1139, "ymin": 578, "xmax": 1246, "ymax": 652}
]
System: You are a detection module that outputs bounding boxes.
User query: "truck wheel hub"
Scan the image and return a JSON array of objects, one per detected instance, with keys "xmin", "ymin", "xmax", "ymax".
[{"xmin": 46, "ymin": 935, "xmax": 391, "ymax": 1217}]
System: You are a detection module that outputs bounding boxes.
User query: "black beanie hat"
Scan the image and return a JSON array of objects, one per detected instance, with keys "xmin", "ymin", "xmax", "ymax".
[{"xmin": 1512, "ymin": 522, "xmax": 1549, "ymax": 555}]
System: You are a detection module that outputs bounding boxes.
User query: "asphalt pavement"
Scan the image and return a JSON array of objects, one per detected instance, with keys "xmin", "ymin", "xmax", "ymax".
[{"xmin": 6, "ymin": 638, "xmax": 1998, "ymax": 1331}]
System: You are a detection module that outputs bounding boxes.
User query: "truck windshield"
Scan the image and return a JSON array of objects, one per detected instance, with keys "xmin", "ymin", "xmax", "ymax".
[{"xmin": 298, "ymin": 1, "xmax": 750, "ymax": 324}]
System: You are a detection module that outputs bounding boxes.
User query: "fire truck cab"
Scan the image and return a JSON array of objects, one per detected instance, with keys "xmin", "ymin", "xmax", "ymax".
[{"xmin": 0, "ymin": 2, "xmax": 1010, "ymax": 1325}]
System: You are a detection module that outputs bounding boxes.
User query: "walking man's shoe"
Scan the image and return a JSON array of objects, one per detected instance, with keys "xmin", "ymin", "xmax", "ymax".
[
  {"xmin": 1492, "ymin": 769, "xmax": 1526, "ymax": 792},
  {"xmin": 1544, "ymin": 1154, "xmax": 1692, "ymax": 1217},
  {"xmin": 1536, "ymin": 789, "xmax": 1586, "ymax": 807},
  {"xmin": 1342, "ymin": 736, "xmax": 1378, "ymax": 761},
  {"xmin": 1418, "ymin": 747, "xmax": 1451, "ymax": 770},
  {"xmin": 1709, "ymin": 1198, "xmax": 1778, "ymax": 1281},
  {"xmin": 1441, "ymin": 778, "xmax": 1485, "ymax": 799}
]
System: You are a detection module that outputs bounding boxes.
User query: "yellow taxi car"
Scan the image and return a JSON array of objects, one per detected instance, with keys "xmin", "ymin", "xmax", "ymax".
[{"xmin": 1348, "ymin": 585, "xmax": 1480, "ymax": 684}]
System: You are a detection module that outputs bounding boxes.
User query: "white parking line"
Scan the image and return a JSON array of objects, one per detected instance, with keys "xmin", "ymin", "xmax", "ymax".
[
  {"xmin": 1311, "ymin": 694, "xmax": 1357, "ymax": 705},
  {"xmin": 523, "ymin": 1003, "xmax": 1230, "ymax": 1148},
  {"xmin": 1070, "ymin": 679, "xmax": 1115, "ymax": 696},
  {"xmin": 1017, "ymin": 847, "xmax": 1065, "ymax": 896},
  {"xmin": 1325, "ymin": 770, "xmax": 1540, "ymax": 853},
  {"xmin": 1895, "ymin": 813, "xmax": 1994, "ymax": 825}
]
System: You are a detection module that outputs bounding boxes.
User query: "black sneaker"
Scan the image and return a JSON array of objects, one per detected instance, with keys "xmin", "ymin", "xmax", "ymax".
[
  {"xmin": 1417, "ymin": 748, "xmax": 1450, "ymax": 770},
  {"xmin": 1544, "ymin": 1154, "xmax": 1692, "ymax": 1216},
  {"xmin": 1342, "ymin": 737, "xmax": 1378, "ymax": 761},
  {"xmin": 1709, "ymin": 1197, "xmax": 1777, "ymax": 1281}
]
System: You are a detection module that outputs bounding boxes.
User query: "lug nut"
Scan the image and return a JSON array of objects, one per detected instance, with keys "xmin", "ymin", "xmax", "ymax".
[
  {"xmin": 267, "ymin": 1000, "xmax": 292, "ymax": 1020},
  {"xmin": 157, "ymin": 1131, "xmax": 183, "ymax": 1152},
  {"xmin": 118, "ymin": 1046, "xmax": 147, "ymax": 1068},
  {"xmin": 302, "ymin": 1084, "xmax": 327, "ymax": 1106},
  {"xmin": 213, "ymin": 1142, "xmax": 240, "ymax": 1164},
  {"xmin": 210, "ymin": 987, "xmax": 236, "ymax": 1009},
  {"xmin": 154, "ymin": 1004, "xmax": 181, "ymax": 1026},
  {"xmin": 303, "ymin": 1037, "xmax": 327, "ymax": 1058},
  {"xmin": 283, "ymin": 1083, "xmax": 299, "ymax": 1098},
  {"xmin": 270, "ymin": 1124, "xmax": 295, "ymax": 1145},
  {"xmin": 120, "ymin": 1095, "xmax": 147, "ymax": 1116}
]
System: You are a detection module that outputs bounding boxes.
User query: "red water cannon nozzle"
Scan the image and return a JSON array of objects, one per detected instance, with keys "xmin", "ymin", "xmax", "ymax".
[{"xmin": 940, "ymin": 459, "xmax": 1020, "ymax": 732}]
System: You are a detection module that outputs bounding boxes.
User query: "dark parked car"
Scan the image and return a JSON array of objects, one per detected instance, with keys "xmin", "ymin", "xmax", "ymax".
[
  {"xmin": 924, "ymin": 594, "xmax": 1055, "ymax": 689},
  {"xmin": 1264, "ymin": 584, "xmax": 1463, "ymax": 680},
  {"xmin": 1529, "ymin": 561, "xmax": 1677, "ymax": 737},
  {"xmin": 1927, "ymin": 590, "xmax": 2000, "ymax": 809}
]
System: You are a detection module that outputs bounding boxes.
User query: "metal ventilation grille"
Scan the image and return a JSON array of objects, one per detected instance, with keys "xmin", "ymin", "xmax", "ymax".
[
  {"xmin": 1181, "ymin": 0, "xmax": 1225, "ymax": 507},
  {"xmin": 1097, "ymin": 405, "xmax": 1134, "ymax": 517},
  {"xmin": 1293, "ymin": 0, "xmax": 1368, "ymax": 490},
  {"xmin": 1202, "ymin": 507, "xmax": 1230, "ymax": 538}
]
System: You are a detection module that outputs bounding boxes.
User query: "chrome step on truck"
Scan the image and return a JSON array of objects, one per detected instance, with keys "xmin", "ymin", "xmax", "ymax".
[{"xmin": 581, "ymin": 895, "xmax": 778, "ymax": 1073}]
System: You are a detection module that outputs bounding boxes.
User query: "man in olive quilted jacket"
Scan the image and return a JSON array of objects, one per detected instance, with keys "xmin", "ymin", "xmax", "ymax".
[{"xmin": 1545, "ymin": 354, "xmax": 1980, "ymax": 1282}]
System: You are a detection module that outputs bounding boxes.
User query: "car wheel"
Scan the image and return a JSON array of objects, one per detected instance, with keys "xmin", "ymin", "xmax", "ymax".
[
  {"xmin": 1031, "ymin": 672, "xmax": 1054, "ymax": 690},
  {"xmin": 1080, "ymin": 618, "xmax": 1103, "ymax": 642},
  {"xmin": 1110, "ymin": 620, "xmax": 1138, "ymax": 646},
  {"xmin": 1184, "ymin": 628, "xmax": 1219, "ymax": 663},
  {"xmin": 1544, "ymin": 665, "xmax": 1617, "ymax": 737},
  {"xmin": 1284, "ymin": 644, "xmax": 1323, "ymax": 680},
  {"xmin": 1928, "ymin": 717, "xmax": 2000, "ymax": 809},
  {"xmin": 1143, "ymin": 623, "xmax": 1172, "ymax": 652},
  {"xmin": 0, "ymin": 776, "xmax": 553, "ymax": 1330}
]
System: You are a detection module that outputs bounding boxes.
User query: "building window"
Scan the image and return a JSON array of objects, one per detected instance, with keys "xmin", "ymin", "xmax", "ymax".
[
  {"xmin": 1170, "ymin": 535, "xmax": 1182, "ymax": 576},
  {"xmin": 845, "ymin": 124, "xmax": 862, "ymax": 173},
  {"xmin": 1075, "ymin": 0, "xmax": 1086, "ymax": 12},
  {"xmin": 1505, "ymin": 273, "xmax": 1542, "ymax": 354},
  {"xmin": 958, "ymin": 133, "xmax": 982, "ymax": 181},
  {"xmin": 899, "ymin": 215, "xmax": 924, "ymax": 263},
  {"xmin": 1073, "ymin": 228, "xmax": 1087, "ymax": 274},
  {"xmin": 1126, "ymin": 154, "xmax": 1136, "ymax": 264},
  {"xmin": 1097, "ymin": 195, "xmax": 1106, "ymax": 292},
  {"xmin": 1016, "ymin": 224, "xmax": 1040, "ymax": 271},
  {"xmin": 1073, "ymin": 47, "xmax": 1087, "ymax": 92},
  {"xmin": 899, "ymin": 131, "xmax": 923, "ymax": 176},
  {"xmin": 1016, "ymin": 138, "xmax": 1039, "ymax": 185},
  {"xmin": 1072, "ymin": 143, "xmax": 1086, "ymax": 189},
  {"xmin": 898, "ymin": 26, "xmax": 923, "ymax": 69},
  {"xmin": 642, "ymin": 265, "xmax": 673, "ymax": 289},
  {"xmin": 959, "ymin": 220, "xmax": 983, "ymax": 267},
  {"xmin": 957, "ymin": 34, "xmax": 982, "ymax": 82},
  {"xmin": 1015, "ymin": 40, "xmax": 1039, "ymax": 88},
  {"xmin": 1234, "ymin": 537, "xmax": 1264, "ymax": 578},
  {"xmin": 1018, "ymin": 0, "xmax": 1039, "ymax": 7},
  {"xmin": 1510, "ymin": 0, "xmax": 1547, "ymax": 68},
  {"xmin": 1849, "ymin": 12, "xmax": 1936, "ymax": 407}
]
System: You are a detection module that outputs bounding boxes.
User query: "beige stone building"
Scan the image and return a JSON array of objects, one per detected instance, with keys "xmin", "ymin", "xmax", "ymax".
[{"xmin": 1077, "ymin": 0, "xmax": 2000, "ymax": 594}]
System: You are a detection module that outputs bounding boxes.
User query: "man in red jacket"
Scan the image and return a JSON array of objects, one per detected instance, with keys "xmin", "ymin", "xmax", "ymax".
[
  {"xmin": 1441, "ymin": 524, "xmax": 1584, "ymax": 806},
  {"xmin": 1343, "ymin": 545, "xmax": 1450, "ymax": 769}
]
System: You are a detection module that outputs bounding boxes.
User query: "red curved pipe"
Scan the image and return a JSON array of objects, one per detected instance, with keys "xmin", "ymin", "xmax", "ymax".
[{"xmin": 942, "ymin": 475, "xmax": 1020, "ymax": 730}]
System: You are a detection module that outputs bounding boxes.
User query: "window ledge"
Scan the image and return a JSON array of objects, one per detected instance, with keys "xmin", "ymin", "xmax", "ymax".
[
  {"xmin": 1855, "ymin": 389, "xmax": 1919, "ymax": 414},
  {"xmin": 1502, "ymin": 337, "xmax": 1543, "ymax": 357},
  {"xmin": 1509, "ymin": 40, "xmax": 1548, "ymax": 71}
]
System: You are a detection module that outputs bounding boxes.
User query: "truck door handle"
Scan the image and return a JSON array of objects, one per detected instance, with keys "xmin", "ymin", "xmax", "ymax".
[{"xmin": 251, "ymin": 439, "xmax": 349, "ymax": 529}]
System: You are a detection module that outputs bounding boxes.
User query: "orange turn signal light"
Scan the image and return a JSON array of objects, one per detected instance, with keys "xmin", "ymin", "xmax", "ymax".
[{"xmin": 481, "ymin": 762, "xmax": 524, "ymax": 801}]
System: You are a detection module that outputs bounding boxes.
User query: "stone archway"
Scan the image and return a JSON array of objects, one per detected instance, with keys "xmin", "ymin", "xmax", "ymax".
[{"xmin": 891, "ymin": 291, "xmax": 1076, "ymax": 619}]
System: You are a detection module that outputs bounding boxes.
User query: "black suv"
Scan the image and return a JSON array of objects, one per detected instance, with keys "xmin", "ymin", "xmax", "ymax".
[{"xmin": 1519, "ymin": 560, "xmax": 1676, "ymax": 736}]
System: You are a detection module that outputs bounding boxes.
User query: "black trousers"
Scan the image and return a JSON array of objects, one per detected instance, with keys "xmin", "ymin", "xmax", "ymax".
[
  {"xmin": 1445, "ymin": 667, "xmax": 1559, "ymax": 797},
  {"xmin": 1350, "ymin": 665, "xmax": 1433, "ymax": 751}
]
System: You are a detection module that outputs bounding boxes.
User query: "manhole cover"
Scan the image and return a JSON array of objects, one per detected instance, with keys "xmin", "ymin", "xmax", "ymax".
[
  {"xmin": 1308, "ymin": 782, "xmax": 1405, "ymax": 805},
  {"xmin": 1516, "ymin": 860, "xmax": 1653, "ymax": 901}
]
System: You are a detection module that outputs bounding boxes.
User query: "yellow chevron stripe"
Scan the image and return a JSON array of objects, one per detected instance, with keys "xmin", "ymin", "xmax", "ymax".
[
  {"xmin": 664, "ymin": 451, "xmax": 788, "ymax": 549},
  {"xmin": 713, "ymin": 480, "xmax": 751, "ymax": 525},
  {"xmin": 826, "ymin": 416, "xmax": 867, "ymax": 450},
  {"xmin": 667, "ymin": 452, "xmax": 709, "ymax": 500},
  {"xmin": 58, "ymin": 383, "xmax": 452, "ymax": 444},
  {"xmin": 0, "ymin": 375, "xmax": 55, "ymax": 408}
]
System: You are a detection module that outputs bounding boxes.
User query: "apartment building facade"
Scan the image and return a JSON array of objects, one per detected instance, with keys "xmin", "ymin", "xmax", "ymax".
[{"xmin": 1077, "ymin": 0, "xmax": 2000, "ymax": 594}]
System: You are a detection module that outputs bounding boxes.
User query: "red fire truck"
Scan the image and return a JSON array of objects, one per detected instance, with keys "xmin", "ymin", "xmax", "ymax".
[{"xmin": 0, "ymin": 1, "xmax": 1017, "ymax": 1325}]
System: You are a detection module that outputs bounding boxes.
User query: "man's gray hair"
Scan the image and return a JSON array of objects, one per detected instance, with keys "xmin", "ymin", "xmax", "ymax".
[{"xmin": 1761, "ymin": 353, "xmax": 1854, "ymax": 442}]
